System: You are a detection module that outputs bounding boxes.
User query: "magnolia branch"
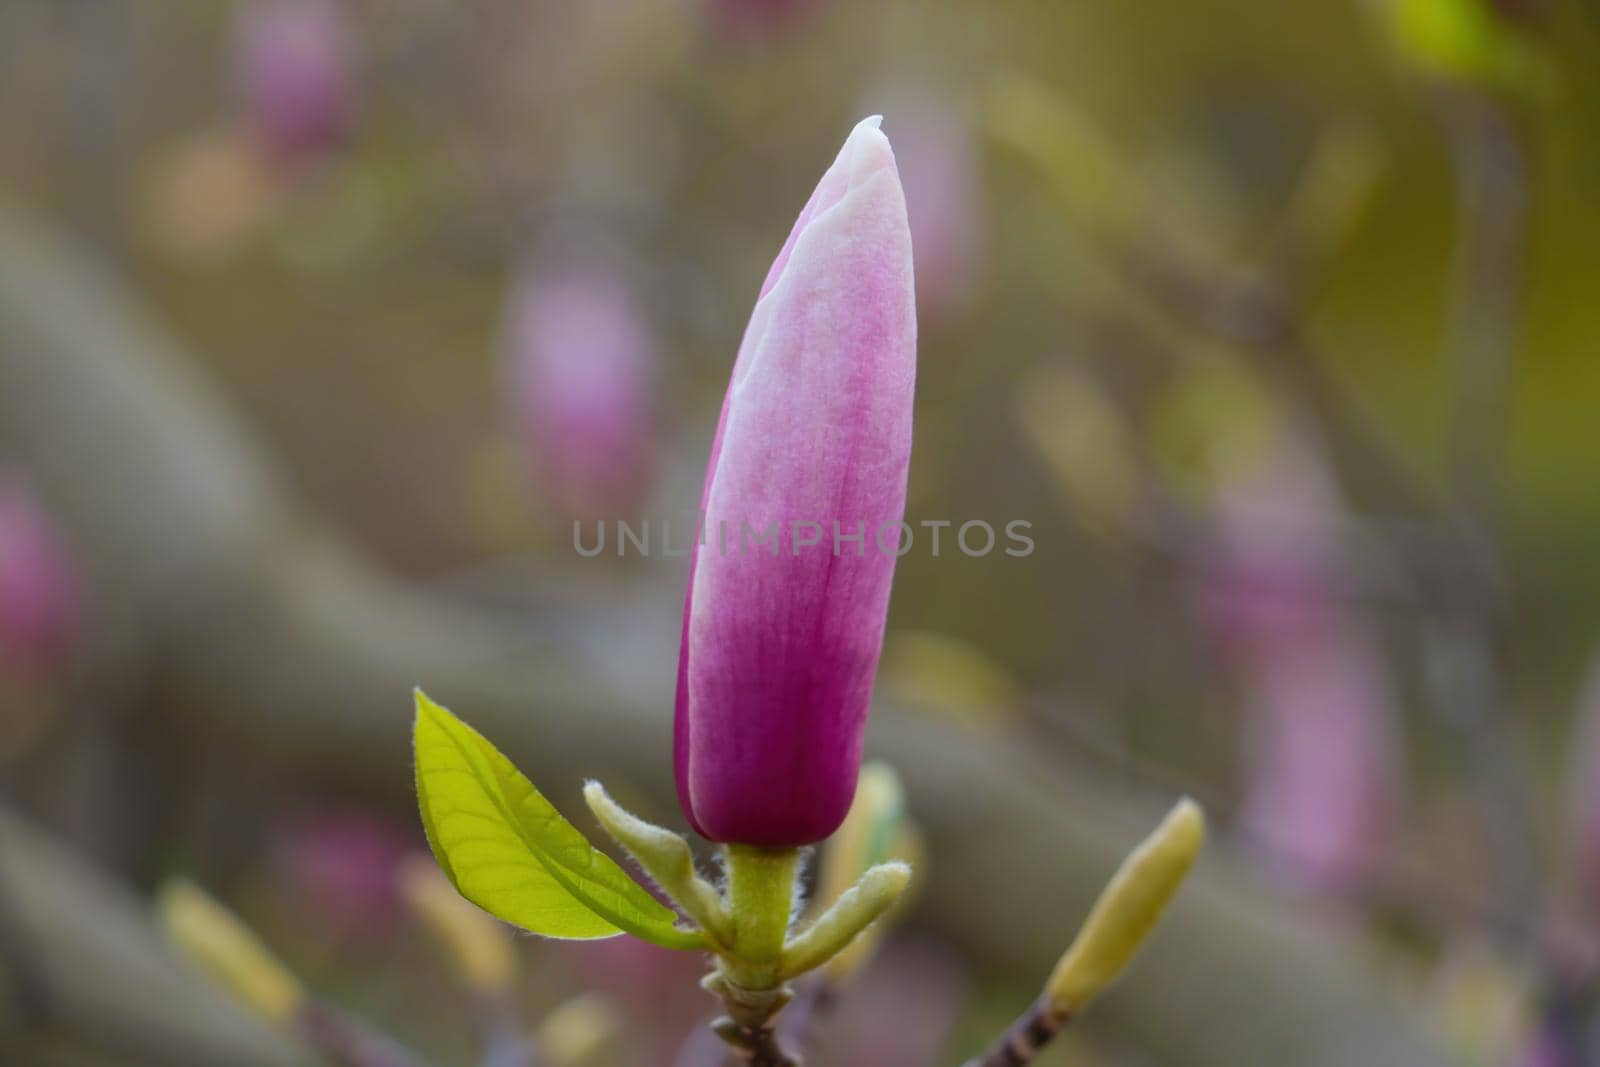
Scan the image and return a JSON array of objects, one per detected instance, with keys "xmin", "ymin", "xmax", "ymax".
[
  {"xmin": 712, "ymin": 1017, "xmax": 795, "ymax": 1067},
  {"xmin": 0, "ymin": 204, "xmax": 1456, "ymax": 1067},
  {"xmin": 1430, "ymin": 88, "xmax": 1538, "ymax": 942},
  {"xmin": 962, "ymin": 998, "xmax": 1071, "ymax": 1067}
]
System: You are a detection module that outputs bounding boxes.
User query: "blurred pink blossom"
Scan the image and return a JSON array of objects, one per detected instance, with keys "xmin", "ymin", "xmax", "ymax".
[
  {"xmin": 709, "ymin": 0, "xmax": 825, "ymax": 36},
  {"xmin": 1202, "ymin": 438, "xmax": 1404, "ymax": 890},
  {"xmin": 504, "ymin": 265, "xmax": 656, "ymax": 521},
  {"xmin": 1238, "ymin": 635, "xmax": 1400, "ymax": 889},
  {"xmin": 1568, "ymin": 659, "xmax": 1600, "ymax": 912},
  {"xmin": 1200, "ymin": 442, "xmax": 1343, "ymax": 667},
  {"xmin": 1513, "ymin": 1026, "xmax": 1583, "ymax": 1067},
  {"xmin": 872, "ymin": 95, "xmax": 984, "ymax": 321},
  {"xmin": 273, "ymin": 806, "xmax": 412, "ymax": 944},
  {"xmin": 560, "ymin": 932, "xmax": 704, "ymax": 1024},
  {"xmin": 0, "ymin": 478, "xmax": 79, "ymax": 676},
  {"xmin": 823, "ymin": 939, "xmax": 966, "ymax": 1067},
  {"xmin": 236, "ymin": 0, "xmax": 354, "ymax": 167},
  {"xmin": 556, "ymin": 857, "xmax": 700, "ymax": 1036}
]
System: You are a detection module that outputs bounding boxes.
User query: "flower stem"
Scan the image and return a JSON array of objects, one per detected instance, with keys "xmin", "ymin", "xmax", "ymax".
[
  {"xmin": 709, "ymin": 845, "xmax": 803, "ymax": 1066},
  {"xmin": 961, "ymin": 997, "xmax": 1071, "ymax": 1067},
  {"xmin": 722, "ymin": 845, "xmax": 800, "ymax": 985}
]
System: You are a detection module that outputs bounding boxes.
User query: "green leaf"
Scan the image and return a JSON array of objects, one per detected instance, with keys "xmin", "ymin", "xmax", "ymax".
[{"xmin": 413, "ymin": 689, "xmax": 706, "ymax": 949}]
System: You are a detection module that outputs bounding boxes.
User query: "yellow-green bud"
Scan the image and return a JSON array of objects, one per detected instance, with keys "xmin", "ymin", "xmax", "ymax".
[
  {"xmin": 399, "ymin": 855, "xmax": 517, "ymax": 995},
  {"xmin": 536, "ymin": 993, "xmax": 619, "ymax": 1065},
  {"xmin": 1045, "ymin": 798, "xmax": 1205, "ymax": 1014},
  {"xmin": 156, "ymin": 879, "xmax": 304, "ymax": 1025},
  {"xmin": 817, "ymin": 762, "xmax": 905, "ymax": 906}
]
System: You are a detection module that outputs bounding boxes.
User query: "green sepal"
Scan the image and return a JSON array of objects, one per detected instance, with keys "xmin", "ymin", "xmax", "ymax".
[
  {"xmin": 782, "ymin": 861, "xmax": 911, "ymax": 979},
  {"xmin": 584, "ymin": 782, "xmax": 734, "ymax": 949}
]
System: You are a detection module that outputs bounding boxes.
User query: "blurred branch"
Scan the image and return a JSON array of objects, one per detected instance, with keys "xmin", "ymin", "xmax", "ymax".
[
  {"xmin": 774, "ymin": 979, "xmax": 835, "ymax": 1060},
  {"xmin": 988, "ymin": 79, "xmax": 1443, "ymax": 522},
  {"xmin": 297, "ymin": 1004, "xmax": 437, "ymax": 1067},
  {"xmin": 469, "ymin": 996, "xmax": 532, "ymax": 1067},
  {"xmin": 994, "ymin": 78, "xmax": 1542, "ymax": 944},
  {"xmin": 0, "ymin": 202, "xmax": 1458, "ymax": 1067},
  {"xmin": 1439, "ymin": 97, "xmax": 1524, "ymax": 506},
  {"xmin": 671, "ymin": 1017, "xmax": 731, "ymax": 1067},
  {"xmin": 960, "ymin": 998, "xmax": 1069, "ymax": 1067},
  {"xmin": 1115, "ymin": 239, "xmax": 1443, "ymax": 520},
  {"xmin": 1426, "ymin": 88, "xmax": 1538, "ymax": 944},
  {"xmin": 1251, "ymin": 120, "xmax": 1386, "ymax": 298},
  {"xmin": 0, "ymin": 808, "xmax": 315, "ymax": 1067}
]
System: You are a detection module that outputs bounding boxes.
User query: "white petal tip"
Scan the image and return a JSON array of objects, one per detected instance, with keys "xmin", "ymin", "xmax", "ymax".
[{"xmin": 843, "ymin": 116, "xmax": 897, "ymax": 185}]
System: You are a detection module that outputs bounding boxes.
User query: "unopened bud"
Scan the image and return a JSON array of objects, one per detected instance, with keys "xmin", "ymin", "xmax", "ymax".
[
  {"xmin": 1044, "ymin": 799, "xmax": 1205, "ymax": 1014},
  {"xmin": 157, "ymin": 879, "xmax": 304, "ymax": 1025},
  {"xmin": 398, "ymin": 855, "xmax": 516, "ymax": 995}
]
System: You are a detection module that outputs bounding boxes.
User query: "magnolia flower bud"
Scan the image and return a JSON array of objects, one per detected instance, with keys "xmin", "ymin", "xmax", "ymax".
[
  {"xmin": 504, "ymin": 265, "xmax": 656, "ymax": 521},
  {"xmin": 236, "ymin": 0, "xmax": 353, "ymax": 166},
  {"xmin": 674, "ymin": 117, "xmax": 917, "ymax": 847},
  {"xmin": 0, "ymin": 478, "xmax": 78, "ymax": 675}
]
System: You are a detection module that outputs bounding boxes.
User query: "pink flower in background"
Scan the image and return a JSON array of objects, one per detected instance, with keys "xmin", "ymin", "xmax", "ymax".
[
  {"xmin": 1202, "ymin": 438, "xmax": 1403, "ymax": 890},
  {"xmin": 1514, "ymin": 1025, "xmax": 1583, "ymax": 1067},
  {"xmin": 0, "ymin": 478, "xmax": 79, "ymax": 676},
  {"xmin": 675, "ymin": 117, "xmax": 917, "ymax": 847},
  {"xmin": 1238, "ymin": 636, "xmax": 1400, "ymax": 889},
  {"xmin": 274, "ymin": 807, "xmax": 412, "ymax": 944},
  {"xmin": 561, "ymin": 934, "xmax": 704, "ymax": 1022},
  {"xmin": 823, "ymin": 939, "xmax": 966, "ymax": 1067},
  {"xmin": 869, "ymin": 93, "xmax": 983, "ymax": 321},
  {"xmin": 709, "ymin": 0, "xmax": 825, "ymax": 36},
  {"xmin": 236, "ymin": 0, "xmax": 354, "ymax": 166},
  {"xmin": 1568, "ymin": 659, "xmax": 1600, "ymax": 912},
  {"xmin": 1200, "ymin": 442, "xmax": 1343, "ymax": 667},
  {"xmin": 504, "ymin": 265, "xmax": 656, "ymax": 521}
]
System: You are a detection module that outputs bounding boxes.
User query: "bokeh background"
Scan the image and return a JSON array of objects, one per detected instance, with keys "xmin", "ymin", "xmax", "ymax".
[{"xmin": 3, "ymin": 1, "xmax": 1600, "ymax": 1065}]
